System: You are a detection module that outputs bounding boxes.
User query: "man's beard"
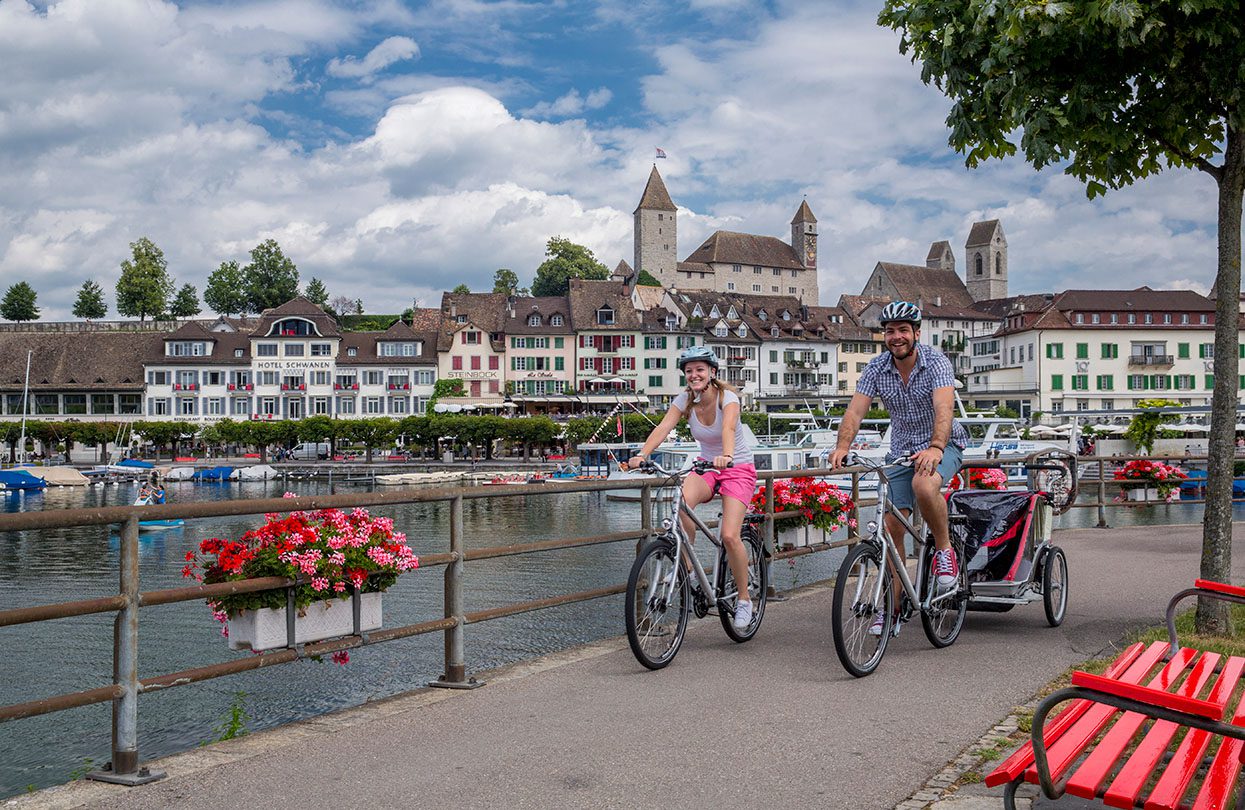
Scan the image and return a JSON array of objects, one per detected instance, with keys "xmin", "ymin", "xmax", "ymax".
[{"xmin": 888, "ymin": 341, "xmax": 914, "ymax": 360}]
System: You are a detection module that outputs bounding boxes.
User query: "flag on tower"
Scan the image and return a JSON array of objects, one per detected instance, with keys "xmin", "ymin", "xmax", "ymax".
[{"xmin": 654, "ymin": 147, "xmax": 667, "ymax": 159}]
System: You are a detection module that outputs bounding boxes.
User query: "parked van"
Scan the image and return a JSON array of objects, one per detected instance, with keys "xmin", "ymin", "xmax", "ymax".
[{"xmin": 289, "ymin": 442, "xmax": 330, "ymax": 460}]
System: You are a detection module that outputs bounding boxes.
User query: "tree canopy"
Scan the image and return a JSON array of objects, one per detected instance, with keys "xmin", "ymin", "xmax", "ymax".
[
  {"xmin": 242, "ymin": 239, "xmax": 300, "ymax": 313},
  {"xmin": 451, "ymin": 283, "xmax": 471, "ymax": 294},
  {"xmin": 492, "ymin": 268, "xmax": 529, "ymax": 296},
  {"xmin": 169, "ymin": 283, "xmax": 202, "ymax": 318},
  {"xmin": 116, "ymin": 237, "xmax": 174, "ymax": 321},
  {"xmin": 72, "ymin": 280, "xmax": 107, "ymax": 319},
  {"xmin": 304, "ymin": 277, "xmax": 329, "ymax": 308},
  {"xmin": 0, "ymin": 281, "xmax": 39, "ymax": 322},
  {"xmin": 879, "ymin": 0, "xmax": 1244, "ymax": 633},
  {"xmin": 636, "ymin": 269, "xmax": 662, "ymax": 287},
  {"xmin": 531, "ymin": 236, "xmax": 610, "ymax": 297},
  {"xmin": 205, "ymin": 260, "xmax": 246, "ymax": 317}
]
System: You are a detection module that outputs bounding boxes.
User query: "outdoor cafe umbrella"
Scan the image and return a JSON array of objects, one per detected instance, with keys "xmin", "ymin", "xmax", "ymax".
[
  {"xmin": 1029, "ymin": 425, "xmax": 1058, "ymax": 436},
  {"xmin": 587, "ymin": 377, "xmax": 606, "ymax": 386}
]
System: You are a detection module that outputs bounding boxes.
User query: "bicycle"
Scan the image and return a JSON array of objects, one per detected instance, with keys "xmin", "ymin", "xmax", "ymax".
[
  {"xmin": 624, "ymin": 458, "xmax": 768, "ymax": 670},
  {"xmin": 831, "ymin": 453, "xmax": 968, "ymax": 677}
]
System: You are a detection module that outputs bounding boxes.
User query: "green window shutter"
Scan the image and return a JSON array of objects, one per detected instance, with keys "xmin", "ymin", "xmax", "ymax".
[
  {"xmin": 1050, "ymin": 374, "xmax": 1063, "ymax": 391},
  {"xmin": 1076, "ymin": 343, "xmax": 1088, "ymax": 359},
  {"xmin": 1101, "ymin": 344, "xmax": 1109, "ymax": 359},
  {"xmin": 1240, "ymin": 344, "xmax": 1245, "ymax": 359},
  {"xmin": 769, "ymin": 351, "xmax": 777, "ymax": 362},
  {"xmin": 554, "ymin": 337, "xmax": 564, "ymax": 349},
  {"xmin": 1045, "ymin": 344, "xmax": 1052, "ymax": 359},
  {"xmin": 1199, "ymin": 344, "xmax": 1207, "ymax": 358},
  {"xmin": 555, "ymin": 357, "xmax": 563, "ymax": 371},
  {"xmin": 510, "ymin": 357, "xmax": 516, "ymax": 370},
  {"xmin": 1240, "ymin": 375, "xmax": 1245, "ymax": 390},
  {"xmin": 1178, "ymin": 343, "xmax": 1189, "ymax": 359},
  {"xmin": 1206, "ymin": 375, "xmax": 1215, "ymax": 389}
]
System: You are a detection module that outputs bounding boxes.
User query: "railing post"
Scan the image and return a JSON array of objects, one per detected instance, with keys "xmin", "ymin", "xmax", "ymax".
[
  {"xmin": 1095, "ymin": 454, "xmax": 1110, "ymax": 528},
  {"xmin": 639, "ymin": 482, "xmax": 652, "ymax": 555},
  {"xmin": 88, "ymin": 516, "xmax": 164, "ymax": 785},
  {"xmin": 429, "ymin": 494, "xmax": 482, "ymax": 689},
  {"xmin": 764, "ymin": 475, "xmax": 788, "ymax": 602}
]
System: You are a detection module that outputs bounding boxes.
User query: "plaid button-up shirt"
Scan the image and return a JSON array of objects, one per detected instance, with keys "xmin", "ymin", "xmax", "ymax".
[{"xmin": 856, "ymin": 345, "xmax": 968, "ymax": 456}]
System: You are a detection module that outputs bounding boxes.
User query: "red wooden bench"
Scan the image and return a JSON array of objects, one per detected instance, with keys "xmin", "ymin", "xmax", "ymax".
[{"xmin": 988, "ymin": 579, "xmax": 1245, "ymax": 810}]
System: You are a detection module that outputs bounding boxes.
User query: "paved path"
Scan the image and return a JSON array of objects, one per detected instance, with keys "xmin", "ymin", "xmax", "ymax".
[{"xmin": 17, "ymin": 523, "xmax": 1243, "ymax": 810}]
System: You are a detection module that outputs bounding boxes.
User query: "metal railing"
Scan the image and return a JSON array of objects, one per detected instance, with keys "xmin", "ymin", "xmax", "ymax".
[
  {"xmin": 0, "ymin": 467, "xmax": 866, "ymax": 786},
  {"xmin": 0, "ymin": 453, "xmax": 1217, "ymax": 785}
]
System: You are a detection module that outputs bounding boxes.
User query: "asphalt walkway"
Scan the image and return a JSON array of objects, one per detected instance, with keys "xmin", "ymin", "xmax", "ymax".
[{"xmin": 16, "ymin": 523, "xmax": 1242, "ymax": 810}]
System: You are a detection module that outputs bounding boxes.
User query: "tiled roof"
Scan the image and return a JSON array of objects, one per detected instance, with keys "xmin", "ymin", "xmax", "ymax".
[
  {"xmin": 837, "ymin": 294, "xmax": 891, "ymax": 318},
  {"xmin": 503, "ymin": 296, "xmax": 573, "ymax": 335},
  {"xmin": 874, "ymin": 262, "xmax": 974, "ymax": 308},
  {"xmin": 926, "ymin": 240, "xmax": 952, "ymax": 262},
  {"xmin": 804, "ymin": 305, "xmax": 874, "ymax": 341},
  {"xmin": 0, "ymin": 331, "xmax": 162, "ymax": 390},
  {"xmin": 407, "ymin": 307, "xmax": 443, "ymax": 334},
  {"xmin": 790, "ymin": 200, "xmax": 817, "ymax": 224},
  {"xmin": 634, "ymin": 166, "xmax": 677, "ymax": 213},
  {"xmin": 568, "ymin": 279, "xmax": 643, "ymax": 331},
  {"xmin": 612, "ymin": 259, "xmax": 634, "ymax": 278},
  {"xmin": 965, "ymin": 220, "xmax": 1001, "ymax": 247},
  {"xmin": 632, "ymin": 285, "xmax": 666, "ymax": 311},
  {"xmin": 684, "ymin": 231, "xmax": 804, "ymax": 271},
  {"xmin": 1054, "ymin": 287, "xmax": 1215, "ymax": 312},
  {"xmin": 252, "ymin": 296, "xmax": 340, "ymax": 338},
  {"xmin": 677, "ymin": 260, "xmax": 715, "ymax": 275},
  {"xmin": 970, "ymin": 293, "xmax": 1054, "ymax": 319}
]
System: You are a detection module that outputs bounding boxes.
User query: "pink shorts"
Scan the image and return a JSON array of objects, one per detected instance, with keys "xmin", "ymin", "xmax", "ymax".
[{"xmin": 695, "ymin": 462, "xmax": 758, "ymax": 505}]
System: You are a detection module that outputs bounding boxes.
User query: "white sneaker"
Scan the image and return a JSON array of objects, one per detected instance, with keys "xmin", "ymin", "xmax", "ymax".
[
  {"xmin": 867, "ymin": 610, "xmax": 902, "ymax": 638},
  {"xmin": 733, "ymin": 599, "xmax": 753, "ymax": 630}
]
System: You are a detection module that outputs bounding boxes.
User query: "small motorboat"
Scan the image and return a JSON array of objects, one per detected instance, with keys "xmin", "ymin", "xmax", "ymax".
[
  {"xmin": 134, "ymin": 492, "xmax": 184, "ymax": 531},
  {"xmin": 0, "ymin": 469, "xmax": 48, "ymax": 491}
]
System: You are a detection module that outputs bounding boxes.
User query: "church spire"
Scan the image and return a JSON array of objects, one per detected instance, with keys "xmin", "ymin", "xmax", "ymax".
[{"xmin": 634, "ymin": 165, "xmax": 677, "ymax": 214}]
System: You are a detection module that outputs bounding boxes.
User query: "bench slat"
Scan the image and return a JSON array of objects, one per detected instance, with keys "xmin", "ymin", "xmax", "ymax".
[
  {"xmin": 1064, "ymin": 651, "xmax": 1219, "ymax": 802},
  {"xmin": 1101, "ymin": 653, "xmax": 1221, "ymax": 809},
  {"xmin": 1190, "ymin": 665, "xmax": 1245, "ymax": 810},
  {"xmin": 1071, "ymin": 670, "xmax": 1226, "ymax": 720},
  {"xmin": 1144, "ymin": 656, "xmax": 1245, "ymax": 810},
  {"xmin": 1194, "ymin": 579, "xmax": 1245, "ymax": 599},
  {"xmin": 984, "ymin": 642, "xmax": 1149, "ymax": 789},
  {"xmin": 1024, "ymin": 646, "xmax": 1198, "ymax": 788}
]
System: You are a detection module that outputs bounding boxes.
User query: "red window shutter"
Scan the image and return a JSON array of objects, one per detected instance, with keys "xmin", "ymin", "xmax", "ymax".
[
  {"xmin": 452, "ymin": 356, "xmax": 462, "ymax": 370},
  {"xmin": 471, "ymin": 356, "xmax": 481, "ymax": 370},
  {"xmin": 488, "ymin": 356, "xmax": 499, "ymax": 370}
]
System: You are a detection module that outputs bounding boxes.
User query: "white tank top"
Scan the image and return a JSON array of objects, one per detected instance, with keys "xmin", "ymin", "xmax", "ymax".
[{"xmin": 672, "ymin": 389, "xmax": 755, "ymax": 465}]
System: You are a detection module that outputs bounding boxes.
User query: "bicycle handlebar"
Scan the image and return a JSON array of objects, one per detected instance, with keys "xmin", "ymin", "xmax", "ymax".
[{"xmin": 632, "ymin": 458, "xmax": 731, "ymax": 477}]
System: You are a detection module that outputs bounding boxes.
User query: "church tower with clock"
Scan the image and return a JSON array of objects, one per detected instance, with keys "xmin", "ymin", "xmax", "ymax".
[{"xmin": 791, "ymin": 200, "xmax": 818, "ymax": 274}]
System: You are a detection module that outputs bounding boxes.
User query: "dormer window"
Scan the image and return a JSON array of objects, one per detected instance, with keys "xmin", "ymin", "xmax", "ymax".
[
  {"xmin": 709, "ymin": 305, "xmax": 721, "ymax": 318},
  {"xmin": 727, "ymin": 307, "xmax": 738, "ymax": 320},
  {"xmin": 596, "ymin": 306, "xmax": 614, "ymax": 326},
  {"xmin": 758, "ymin": 310, "xmax": 768, "ymax": 321},
  {"xmin": 527, "ymin": 314, "xmax": 541, "ymax": 327},
  {"xmin": 771, "ymin": 326, "xmax": 780, "ymax": 337},
  {"xmin": 455, "ymin": 314, "xmax": 467, "ymax": 324},
  {"xmin": 781, "ymin": 310, "xmax": 791, "ymax": 321},
  {"xmin": 714, "ymin": 323, "xmax": 728, "ymax": 338},
  {"xmin": 664, "ymin": 316, "xmax": 677, "ymax": 330},
  {"xmin": 379, "ymin": 341, "xmax": 421, "ymax": 357},
  {"xmin": 691, "ymin": 304, "xmax": 703, "ymax": 317},
  {"xmin": 551, "ymin": 314, "xmax": 564, "ymax": 326},
  {"xmin": 234, "ymin": 348, "xmax": 244, "ymax": 358},
  {"xmin": 270, "ymin": 318, "xmax": 317, "ymax": 337},
  {"xmin": 347, "ymin": 347, "xmax": 358, "ymax": 357},
  {"xmin": 166, "ymin": 341, "xmax": 207, "ymax": 357},
  {"xmin": 736, "ymin": 325, "xmax": 747, "ymax": 338}
]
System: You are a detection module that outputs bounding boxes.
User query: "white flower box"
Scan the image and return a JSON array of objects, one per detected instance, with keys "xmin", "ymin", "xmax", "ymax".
[
  {"xmin": 227, "ymin": 592, "xmax": 383, "ymax": 652},
  {"xmin": 1126, "ymin": 487, "xmax": 1160, "ymax": 502},
  {"xmin": 776, "ymin": 525, "xmax": 831, "ymax": 549}
]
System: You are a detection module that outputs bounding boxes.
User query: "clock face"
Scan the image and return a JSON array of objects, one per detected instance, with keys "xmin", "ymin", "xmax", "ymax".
[{"xmin": 805, "ymin": 236, "xmax": 816, "ymax": 266}]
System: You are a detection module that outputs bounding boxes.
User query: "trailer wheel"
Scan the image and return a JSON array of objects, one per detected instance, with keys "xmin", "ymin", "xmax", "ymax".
[{"xmin": 1041, "ymin": 546, "xmax": 1068, "ymax": 627}]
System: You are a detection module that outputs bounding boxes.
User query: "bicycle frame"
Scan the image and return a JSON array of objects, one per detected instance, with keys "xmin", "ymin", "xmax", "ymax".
[
  {"xmin": 856, "ymin": 460, "xmax": 959, "ymax": 616},
  {"xmin": 645, "ymin": 462, "xmax": 737, "ymax": 608}
]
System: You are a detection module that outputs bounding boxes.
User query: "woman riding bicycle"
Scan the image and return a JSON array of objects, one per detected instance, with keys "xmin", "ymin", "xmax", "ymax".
[{"xmin": 625, "ymin": 346, "xmax": 757, "ymax": 630}]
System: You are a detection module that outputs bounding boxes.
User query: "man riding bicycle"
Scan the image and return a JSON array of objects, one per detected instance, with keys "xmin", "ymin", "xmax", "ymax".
[{"xmin": 828, "ymin": 301, "xmax": 968, "ymax": 637}]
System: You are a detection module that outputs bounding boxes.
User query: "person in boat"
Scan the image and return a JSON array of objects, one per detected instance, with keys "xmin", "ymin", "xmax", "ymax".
[
  {"xmin": 153, "ymin": 482, "xmax": 166, "ymax": 504},
  {"xmin": 828, "ymin": 301, "xmax": 969, "ymax": 638},
  {"xmin": 137, "ymin": 481, "xmax": 154, "ymax": 505},
  {"xmin": 623, "ymin": 346, "xmax": 757, "ymax": 631}
]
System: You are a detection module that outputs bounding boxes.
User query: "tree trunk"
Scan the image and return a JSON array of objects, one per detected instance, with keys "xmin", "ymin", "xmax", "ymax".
[{"xmin": 1198, "ymin": 124, "xmax": 1245, "ymax": 635}]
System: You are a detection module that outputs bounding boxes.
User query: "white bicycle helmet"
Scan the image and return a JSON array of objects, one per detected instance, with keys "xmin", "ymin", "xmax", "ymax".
[
  {"xmin": 676, "ymin": 345, "xmax": 721, "ymax": 371},
  {"xmin": 878, "ymin": 300, "xmax": 922, "ymax": 326}
]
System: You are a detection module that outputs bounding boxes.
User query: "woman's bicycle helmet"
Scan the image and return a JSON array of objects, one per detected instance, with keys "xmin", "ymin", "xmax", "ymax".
[
  {"xmin": 878, "ymin": 300, "xmax": 922, "ymax": 326},
  {"xmin": 676, "ymin": 345, "xmax": 721, "ymax": 371}
]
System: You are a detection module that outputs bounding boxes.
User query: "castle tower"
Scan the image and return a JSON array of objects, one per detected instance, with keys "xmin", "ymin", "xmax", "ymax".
[
  {"xmin": 791, "ymin": 200, "xmax": 818, "ymax": 270},
  {"xmin": 964, "ymin": 219, "xmax": 1007, "ymax": 302},
  {"xmin": 926, "ymin": 240, "xmax": 954, "ymax": 272},
  {"xmin": 633, "ymin": 166, "xmax": 678, "ymax": 286}
]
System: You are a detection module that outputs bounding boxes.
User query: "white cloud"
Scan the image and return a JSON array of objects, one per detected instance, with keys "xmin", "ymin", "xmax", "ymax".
[
  {"xmin": 524, "ymin": 86, "xmax": 613, "ymax": 118},
  {"xmin": 327, "ymin": 36, "xmax": 420, "ymax": 79}
]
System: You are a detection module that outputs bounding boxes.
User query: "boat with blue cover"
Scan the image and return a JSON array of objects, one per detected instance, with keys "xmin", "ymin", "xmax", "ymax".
[{"xmin": 0, "ymin": 469, "xmax": 47, "ymax": 491}]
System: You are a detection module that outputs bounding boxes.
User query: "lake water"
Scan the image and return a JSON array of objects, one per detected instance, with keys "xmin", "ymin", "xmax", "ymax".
[{"xmin": 0, "ymin": 477, "xmax": 1231, "ymax": 797}]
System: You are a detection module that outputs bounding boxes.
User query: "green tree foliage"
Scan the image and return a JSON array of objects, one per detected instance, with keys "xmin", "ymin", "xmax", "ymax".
[
  {"xmin": 0, "ymin": 281, "xmax": 39, "ymax": 322},
  {"xmin": 636, "ymin": 269, "xmax": 662, "ymax": 287},
  {"xmin": 304, "ymin": 277, "xmax": 329, "ymax": 309},
  {"xmin": 72, "ymin": 280, "xmax": 108, "ymax": 319},
  {"xmin": 169, "ymin": 283, "xmax": 202, "ymax": 318},
  {"xmin": 880, "ymin": 0, "xmax": 1244, "ymax": 634},
  {"xmin": 427, "ymin": 378, "xmax": 466, "ymax": 414},
  {"xmin": 502, "ymin": 416, "xmax": 559, "ymax": 460},
  {"xmin": 205, "ymin": 260, "xmax": 247, "ymax": 317},
  {"xmin": 451, "ymin": 283, "xmax": 471, "ymax": 294},
  {"xmin": 1125, "ymin": 398, "xmax": 1182, "ymax": 454},
  {"xmin": 116, "ymin": 237, "xmax": 174, "ymax": 321},
  {"xmin": 344, "ymin": 418, "xmax": 398, "ymax": 463},
  {"xmin": 531, "ymin": 236, "xmax": 610, "ymax": 297},
  {"xmin": 492, "ymin": 268, "xmax": 529, "ymax": 296},
  {"xmin": 242, "ymin": 239, "xmax": 300, "ymax": 313}
]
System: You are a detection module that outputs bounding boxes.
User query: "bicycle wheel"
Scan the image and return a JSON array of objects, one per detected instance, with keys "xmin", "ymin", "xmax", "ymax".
[
  {"xmin": 625, "ymin": 537, "xmax": 690, "ymax": 670},
  {"xmin": 919, "ymin": 537, "xmax": 967, "ymax": 649},
  {"xmin": 831, "ymin": 543, "xmax": 893, "ymax": 677},
  {"xmin": 1041, "ymin": 546, "xmax": 1068, "ymax": 627},
  {"xmin": 717, "ymin": 526, "xmax": 767, "ymax": 642},
  {"xmin": 1033, "ymin": 455, "xmax": 1076, "ymax": 515}
]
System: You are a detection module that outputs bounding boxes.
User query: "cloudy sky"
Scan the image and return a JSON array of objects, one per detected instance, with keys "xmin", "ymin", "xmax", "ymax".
[{"xmin": 0, "ymin": 0, "xmax": 1226, "ymax": 319}]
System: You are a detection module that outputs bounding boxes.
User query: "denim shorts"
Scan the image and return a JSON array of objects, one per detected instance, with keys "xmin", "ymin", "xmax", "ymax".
[{"xmin": 886, "ymin": 445, "xmax": 963, "ymax": 512}]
